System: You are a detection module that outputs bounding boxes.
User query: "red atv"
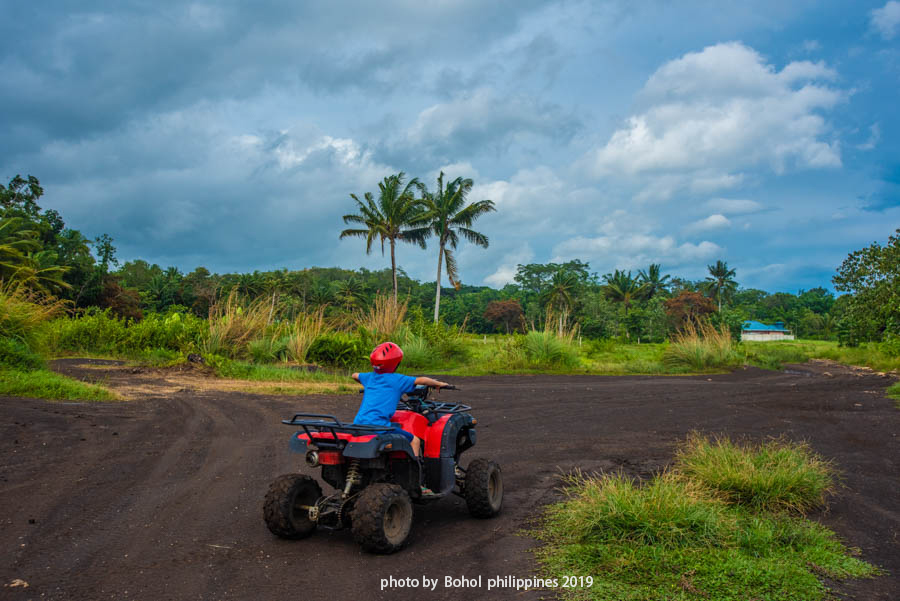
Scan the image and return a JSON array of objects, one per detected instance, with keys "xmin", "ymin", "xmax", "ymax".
[{"xmin": 263, "ymin": 384, "xmax": 503, "ymax": 553}]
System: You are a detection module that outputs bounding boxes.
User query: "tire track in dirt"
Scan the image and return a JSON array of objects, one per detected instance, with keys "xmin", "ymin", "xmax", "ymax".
[{"xmin": 1, "ymin": 361, "xmax": 897, "ymax": 600}]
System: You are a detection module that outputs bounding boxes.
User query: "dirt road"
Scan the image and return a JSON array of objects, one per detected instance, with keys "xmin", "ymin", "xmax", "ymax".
[{"xmin": 1, "ymin": 360, "xmax": 897, "ymax": 600}]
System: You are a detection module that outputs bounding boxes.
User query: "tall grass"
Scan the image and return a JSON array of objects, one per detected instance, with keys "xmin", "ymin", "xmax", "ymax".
[
  {"xmin": 355, "ymin": 293, "xmax": 406, "ymax": 342},
  {"xmin": 204, "ymin": 290, "xmax": 270, "ymax": 357},
  {"xmin": 0, "ymin": 281, "xmax": 67, "ymax": 346},
  {"xmin": 522, "ymin": 330, "xmax": 580, "ymax": 368},
  {"xmin": 675, "ymin": 433, "xmax": 836, "ymax": 513},
  {"xmin": 664, "ymin": 319, "xmax": 740, "ymax": 371},
  {"xmin": 286, "ymin": 306, "xmax": 329, "ymax": 363}
]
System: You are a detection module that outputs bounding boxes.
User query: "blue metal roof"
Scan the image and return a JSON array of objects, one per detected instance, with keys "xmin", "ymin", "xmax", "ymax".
[{"xmin": 742, "ymin": 320, "xmax": 790, "ymax": 332}]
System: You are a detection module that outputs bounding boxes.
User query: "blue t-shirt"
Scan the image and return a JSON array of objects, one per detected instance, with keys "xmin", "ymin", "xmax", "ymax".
[{"xmin": 353, "ymin": 372, "xmax": 417, "ymax": 426}]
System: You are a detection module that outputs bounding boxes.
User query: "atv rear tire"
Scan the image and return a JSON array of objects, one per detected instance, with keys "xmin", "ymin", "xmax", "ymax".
[
  {"xmin": 350, "ymin": 483, "xmax": 413, "ymax": 553},
  {"xmin": 464, "ymin": 458, "xmax": 503, "ymax": 518},
  {"xmin": 263, "ymin": 474, "xmax": 322, "ymax": 539}
]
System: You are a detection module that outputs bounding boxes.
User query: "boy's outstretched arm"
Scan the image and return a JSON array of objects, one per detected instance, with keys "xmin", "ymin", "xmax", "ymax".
[
  {"xmin": 351, "ymin": 372, "xmax": 360, "ymax": 382},
  {"xmin": 414, "ymin": 376, "xmax": 450, "ymax": 388}
]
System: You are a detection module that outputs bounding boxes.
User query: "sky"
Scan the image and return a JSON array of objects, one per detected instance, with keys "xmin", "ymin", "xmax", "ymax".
[{"xmin": 2, "ymin": 0, "xmax": 898, "ymax": 292}]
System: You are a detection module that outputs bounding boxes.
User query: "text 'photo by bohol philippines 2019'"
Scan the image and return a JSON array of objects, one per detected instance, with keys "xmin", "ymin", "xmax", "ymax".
[{"xmin": 1, "ymin": 1, "xmax": 898, "ymax": 600}]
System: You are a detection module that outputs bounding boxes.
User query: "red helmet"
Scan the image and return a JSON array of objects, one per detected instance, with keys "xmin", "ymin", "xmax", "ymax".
[{"xmin": 370, "ymin": 341, "xmax": 403, "ymax": 373}]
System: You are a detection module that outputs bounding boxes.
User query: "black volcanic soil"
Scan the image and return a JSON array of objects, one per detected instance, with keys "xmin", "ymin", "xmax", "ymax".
[{"xmin": 1, "ymin": 359, "xmax": 897, "ymax": 600}]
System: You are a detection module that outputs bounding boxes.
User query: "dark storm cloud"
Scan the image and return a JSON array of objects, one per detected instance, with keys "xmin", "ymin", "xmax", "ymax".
[
  {"xmin": 2, "ymin": 0, "xmax": 898, "ymax": 293},
  {"xmin": 0, "ymin": 0, "xmax": 552, "ymax": 154}
]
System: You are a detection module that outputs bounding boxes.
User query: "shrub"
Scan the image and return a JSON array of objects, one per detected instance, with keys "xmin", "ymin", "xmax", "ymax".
[
  {"xmin": 664, "ymin": 320, "xmax": 740, "ymax": 371},
  {"xmin": 248, "ymin": 334, "xmax": 290, "ymax": 363},
  {"xmin": 395, "ymin": 328, "xmax": 436, "ymax": 369},
  {"xmin": 43, "ymin": 309, "xmax": 207, "ymax": 356},
  {"xmin": 0, "ymin": 336, "xmax": 45, "ymax": 370},
  {"xmin": 307, "ymin": 332, "xmax": 368, "ymax": 368},
  {"xmin": 675, "ymin": 433, "xmax": 835, "ymax": 513},
  {"xmin": 404, "ymin": 305, "xmax": 470, "ymax": 363}
]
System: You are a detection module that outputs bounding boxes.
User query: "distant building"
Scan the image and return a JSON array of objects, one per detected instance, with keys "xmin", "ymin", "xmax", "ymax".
[{"xmin": 741, "ymin": 320, "xmax": 795, "ymax": 341}]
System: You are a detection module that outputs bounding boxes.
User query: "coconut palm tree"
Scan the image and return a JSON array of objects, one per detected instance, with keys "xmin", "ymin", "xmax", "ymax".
[
  {"xmin": 638, "ymin": 263, "xmax": 671, "ymax": 298},
  {"xmin": 704, "ymin": 260, "xmax": 737, "ymax": 311},
  {"xmin": 419, "ymin": 172, "xmax": 495, "ymax": 322},
  {"xmin": 0, "ymin": 217, "xmax": 39, "ymax": 277},
  {"xmin": 10, "ymin": 250, "xmax": 70, "ymax": 293},
  {"xmin": 540, "ymin": 270, "xmax": 578, "ymax": 335},
  {"xmin": 334, "ymin": 277, "xmax": 364, "ymax": 310},
  {"xmin": 602, "ymin": 270, "xmax": 648, "ymax": 315},
  {"xmin": 340, "ymin": 173, "xmax": 430, "ymax": 301}
]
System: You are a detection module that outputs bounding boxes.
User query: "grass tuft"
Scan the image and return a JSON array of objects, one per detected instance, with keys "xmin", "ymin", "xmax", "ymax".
[
  {"xmin": 285, "ymin": 306, "xmax": 329, "ymax": 363},
  {"xmin": 675, "ymin": 433, "xmax": 835, "ymax": 513},
  {"xmin": 355, "ymin": 293, "xmax": 407, "ymax": 341},
  {"xmin": 548, "ymin": 471, "xmax": 730, "ymax": 548},
  {"xmin": 664, "ymin": 320, "xmax": 740, "ymax": 371},
  {"xmin": 536, "ymin": 435, "xmax": 878, "ymax": 601}
]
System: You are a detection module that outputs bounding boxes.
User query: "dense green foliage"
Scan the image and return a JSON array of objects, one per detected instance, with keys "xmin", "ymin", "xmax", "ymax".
[
  {"xmin": 537, "ymin": 436, "xmax": 877, "ymax": 600},
  {"xmin": 832, "ymin": 228, "xmax": 900, "ymax": 346},
  {"xmin": 3, "ymin": 175, "xmax": 897, "ymax": 365}
]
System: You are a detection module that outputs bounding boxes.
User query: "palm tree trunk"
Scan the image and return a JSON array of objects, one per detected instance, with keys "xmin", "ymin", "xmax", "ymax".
[
  {"xmin": 434, "ymin": 245, "xmax": 443, "ymax": 323},
  {"xmin": 390, "ymin": 238, "xmax": 398, "ymax": 302}
]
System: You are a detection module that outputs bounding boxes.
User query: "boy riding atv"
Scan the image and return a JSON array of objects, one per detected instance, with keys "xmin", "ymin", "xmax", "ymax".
[
  {"xmin": 351, "ymin": 341, "xmax": 450, "ymax": 459},
  {"xmin": 263, "ymin": 341, "xmax": 503, "ymax": 553}
]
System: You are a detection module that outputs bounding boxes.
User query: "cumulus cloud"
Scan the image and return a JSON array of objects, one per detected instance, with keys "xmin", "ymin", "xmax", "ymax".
[
  {"xmin": 585, "ymin": 42, "xmax": 844, "ymax": 199},
  {"xmin": 871, "ymin": 1, "xmax": 900, "ymax": 39},
  {"xmin": 550, "ymin": 210, "xmax": 722, "ymax": 273},
  {"xmin": 483, "ymin": 243, "xmax": 535, "ymax": 287},
  {"xmin": 686, "ymin": 214, "xmax": 731, "ymax": 233}
]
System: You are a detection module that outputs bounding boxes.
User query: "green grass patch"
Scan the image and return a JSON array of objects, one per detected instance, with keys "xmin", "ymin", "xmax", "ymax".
[
  {"xmin": 536, "ymin": 436, "xmax": 879, "ymax": 601},
  {"xmin": 205, "ymin": 355, "xmax": 355, "ymax": 388},
  {"xmin": 887, "ymin": 382, "xmax": 900, "ymax": 408},
  {"xmin": 675, "ymin": 434, "xmax": 835, "ymax": 513},
  {"xmin": 0, "ymin": 367, "xmax": 118, "ymax": 401},
  {"xmin": 741, "ymin": 339, "xmax": 900, "ymax": 372}
]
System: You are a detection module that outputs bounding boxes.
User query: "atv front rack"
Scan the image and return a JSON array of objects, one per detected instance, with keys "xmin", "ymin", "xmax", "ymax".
[{"xmin": 282, "ymin": 413, "xmax": 392, "ymax": 445}]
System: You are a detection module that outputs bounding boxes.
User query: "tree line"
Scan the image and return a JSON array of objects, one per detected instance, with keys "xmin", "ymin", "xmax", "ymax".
[{"xmin": 2, "ymin": 174, "xmax": 897, "ymax": 346}]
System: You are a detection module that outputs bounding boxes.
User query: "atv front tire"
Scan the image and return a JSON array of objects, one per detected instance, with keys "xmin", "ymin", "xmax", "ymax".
[
  {"xmin": 350, "ymin": 483, "xmax": 413, "ymax": 553},
  {"xmin": 263, "ymin": 474, "xmax": 322, "ymax": 539},
  {"xmin": 464, "ymin": 458, "xmax": 503, "ymax": 518}
]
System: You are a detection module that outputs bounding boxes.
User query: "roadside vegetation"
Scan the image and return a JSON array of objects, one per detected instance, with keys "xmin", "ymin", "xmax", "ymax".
[
  {"xmin": 2, "ymin": 174, "xmax": 897, "ymax": 399},
  {"xmin": 0, "ymin": 283, "xmax": 117, "ymax": 400},
  {"xmin": 536, "ymin": 434, "xmax": 879, "ymax": 600}
]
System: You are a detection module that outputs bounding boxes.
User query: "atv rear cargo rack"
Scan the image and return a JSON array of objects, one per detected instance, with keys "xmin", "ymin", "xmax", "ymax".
[{"xmin": 283, "ymin": 413, "xmax": 392, "ymax": 444}]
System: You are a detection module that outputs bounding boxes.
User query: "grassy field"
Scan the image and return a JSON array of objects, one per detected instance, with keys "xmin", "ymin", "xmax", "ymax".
[
  {"xmin": 536, "ymin": 435, "xmax": 879, "ymax": 601},
  {"xmin": 429, "ymin": 336, "xmax": 898, "ymax": 376}
]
